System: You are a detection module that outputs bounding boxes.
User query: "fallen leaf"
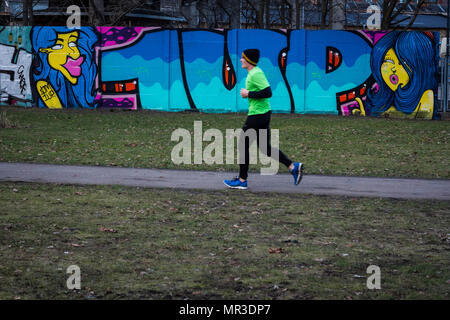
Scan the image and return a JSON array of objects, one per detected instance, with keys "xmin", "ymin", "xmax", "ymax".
[
  {"xmin": 269, "ymin": 247, "xmax": 284, "ymax": 254},
  {"xmin": 99, "ymin": 227, "xmax": 117, "ymax": 233},
  {"xmin": 125, "ymin": 143, "xmax": 137, "ymax": 147}
]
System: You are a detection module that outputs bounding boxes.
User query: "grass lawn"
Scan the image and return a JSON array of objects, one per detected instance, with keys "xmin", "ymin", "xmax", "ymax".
[
  {"xmin": 0, "ymin": 182, "xmax": 449, "ymax": 300},
  {"xmin": 0, "ymin": 107, "xmax": 449, "ymax": 179}
]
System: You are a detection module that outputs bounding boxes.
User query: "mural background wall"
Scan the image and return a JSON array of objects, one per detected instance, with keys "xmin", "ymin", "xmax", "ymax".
[{"xmin": 0, "ymin": 27, "xmax": 440, "ymax": 119}]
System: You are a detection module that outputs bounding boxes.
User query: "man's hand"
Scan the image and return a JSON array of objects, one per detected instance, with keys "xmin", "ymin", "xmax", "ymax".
[{"xmin": 240, "ymin": 88, "xmax": 249, "ymax": 98}]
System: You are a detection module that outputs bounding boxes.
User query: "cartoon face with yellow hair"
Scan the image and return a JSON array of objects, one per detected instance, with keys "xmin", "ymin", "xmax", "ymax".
[
  {"xmin": 38, "ymin": 31, "xmax": 84, "ymax": 85},
  {"xmin": 32, "ymin": 27, "xmax": 98, "ymax": 109}
]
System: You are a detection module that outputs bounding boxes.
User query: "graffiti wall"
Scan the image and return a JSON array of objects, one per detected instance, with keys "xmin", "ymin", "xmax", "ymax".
[
  {"xmin": 0, "ymin": 27, "xmax": 440, "ymax": 119},
  {"xmin": 0, "ymin": 26, "xmax": 33, "ymax": 106}
]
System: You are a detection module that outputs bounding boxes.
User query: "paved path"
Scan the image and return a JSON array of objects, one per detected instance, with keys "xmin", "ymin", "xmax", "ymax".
[{"xmin": 1, "ymin": 162, "xmax": 449, "ymax": 200}]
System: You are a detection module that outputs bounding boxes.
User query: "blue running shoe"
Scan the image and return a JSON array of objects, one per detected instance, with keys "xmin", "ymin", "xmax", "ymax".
[
  {"xmin": 290, "ymin": 162, "xmax": 304, "ymax": 185},
  {"xmin": 224, "ymin": 177, "xmax": 248, "ymax": 190}
]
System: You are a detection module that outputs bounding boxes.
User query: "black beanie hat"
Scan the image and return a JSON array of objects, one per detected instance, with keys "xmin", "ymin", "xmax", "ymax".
[{"xmin": 242, "ymin": 49, "xmax": 260, "ymax": 66}]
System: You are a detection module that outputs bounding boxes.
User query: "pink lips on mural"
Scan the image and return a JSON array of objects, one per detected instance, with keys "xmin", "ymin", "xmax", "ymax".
[
  {"xmin": 63, "ymin": 56, "xmax": 84, "ymax": 77},
  {"xmin": 390, "ymin": 74, "xmax": 399, "ymax": 85}
]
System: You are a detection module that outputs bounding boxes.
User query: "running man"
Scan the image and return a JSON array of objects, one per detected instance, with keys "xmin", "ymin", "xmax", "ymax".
[{"xmin": 224, "ymin": 48, "xmax": 303, "ymax": 190}]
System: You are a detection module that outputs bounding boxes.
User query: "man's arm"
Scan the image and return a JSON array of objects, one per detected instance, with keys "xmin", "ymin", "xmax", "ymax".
[{"xmin": 248, "ymin": 86, "xmax": 272, "ymax": 99}]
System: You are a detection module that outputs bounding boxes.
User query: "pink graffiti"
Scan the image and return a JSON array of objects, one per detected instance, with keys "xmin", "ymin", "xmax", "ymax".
[{"xmin": 98, "ymin": 27, "xmax": 160, "ymax": 49}]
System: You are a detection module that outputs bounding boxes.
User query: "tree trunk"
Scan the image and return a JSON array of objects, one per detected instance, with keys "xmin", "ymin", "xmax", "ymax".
[
  {"xmin": 288, "ymin": 0, "xmax": 296, "ymax": 28},
  {"xmin": 23, "ymin": 0, "xmax": 32, "ymax": 26},
  {"xmin": 264, "ymin": 0, "xmax": 270, "ymax": 28},
  {"xmin": 296, "ymin": 0, "xmax": 302, "ymax": 28},
  {"xmin": 321, "ymin": 0, "xmax": 329, "ymax": 27},
  {"xmin": 257, "ymin": 0, "xmax": 265, "ymax": 28},
  {"xmin": 229, "ymin": 0, "xmax": 241, "ymax": 29},
  {"xmin": 331, "ymin": 0, "xmax": 345, "ymax": 29},
  {"xmin": 381, "ymin": 0, "xmax": 396, "ymax": 30},
  {"xmin": 206, "ymin": 0, "xmax": 216, "ymax": 28},
  {"xmin": 89, "ymin": 0, "xmax": 105, "ymax": 26},
  {"xmin": 23, "ymin": 0, "xmax": 28, "ymax": 26}
]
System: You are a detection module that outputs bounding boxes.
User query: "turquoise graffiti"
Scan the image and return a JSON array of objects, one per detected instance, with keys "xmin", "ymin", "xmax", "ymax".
[
  {"xmin": 98, "ymin": 28, "xmax": 377, "ymax": 115},
  {"xmin": 0, "ymin": 27, "xmax": 440, "ymax": 119}
]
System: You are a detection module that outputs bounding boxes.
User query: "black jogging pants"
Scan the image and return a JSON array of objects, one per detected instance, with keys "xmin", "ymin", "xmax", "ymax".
[{"xmin": 238, "ymin": 111, "xmax": 292, "ymax": 180}]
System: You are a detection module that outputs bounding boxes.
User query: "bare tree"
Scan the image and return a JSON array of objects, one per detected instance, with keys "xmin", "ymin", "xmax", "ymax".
[
  {"xmin": 89, "ymin": 0, "xmax": 105, "ymax": 25},
  {"xmin": 257, "ymin": 0, "xmax": 265, "ymax": 27},
  {"xmin": 180, "ymin": 0, "xmax": 216, "ymax": 28},
  {"xmin": 17, "ymin": 0, "xmax": 431, "ymax": 29},
  {"xmin": 321, "ymin": 0, "xmax": 330, "ymax": 27},
  {"xmin": 381, "ymin": 0, "xmax": 427, "ymax": 30},
  {"xmin": 316, "ymin": 0, "xmax": 428, "ymax": 30},
  {"xmin": 229, "ymin": 0, "xmax": 241, "ymax": 28},
  {"xmin": 331, "ymin": 0, "xmax": 345, "ymax": 30},
  {"xmin": 216, "ymin": 0, "xmax": 241, "ymax": 28},
  {"xmin": 240, "ymin": 0, "xmax": 270, "ymax": 28},
  {"xmin": 106, "ymin": 0, "xmax": 150, "ymax": 26},
  {"xmin": 286, "ymin": 0, "xmax": 305, "ymax": 29},
  {"xmin": 22, "ymin": 0, "xmax": 33, "ymax": 26},
  {"xmin": 197, "ymin": 0, "xmax": 219, "ymax": 27},
  {"xmin": 264, "ymin": 0, "xmax": 270, "ymax": 28},
  {"xmin": 78, "ymin": 0, "xmax": 160, "ymax": 27}
]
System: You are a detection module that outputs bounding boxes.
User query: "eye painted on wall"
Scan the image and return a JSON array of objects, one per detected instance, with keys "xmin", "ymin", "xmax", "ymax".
[
  {"xmin": 222, "ymin": 48, "xmax": 236, "ymax": 91},
  {"xmin": 222, "ymin": 57, "xmax": 236, "ymax": 90},
  {"xmin": 326, "ymin": 46, "xmax": 342, "ymax": 73},
  {"xmin": 278, "ymin": 48, "xmax": 288, "ymax": 72}
]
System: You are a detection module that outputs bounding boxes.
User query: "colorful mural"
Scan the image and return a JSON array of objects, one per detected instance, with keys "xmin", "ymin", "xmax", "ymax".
[{"xmin": 0, "ymin": 27, "xmax": 440, "ymax": 119}]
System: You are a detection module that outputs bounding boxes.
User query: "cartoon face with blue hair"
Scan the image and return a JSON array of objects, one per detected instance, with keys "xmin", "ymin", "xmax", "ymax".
[
  {"xmin": 31, "ymin": 27, "xmax": 99, "ymax": 109},
  {"xmin": 356, "ymin": 31, "xmax": 437, "ymax": 119}
]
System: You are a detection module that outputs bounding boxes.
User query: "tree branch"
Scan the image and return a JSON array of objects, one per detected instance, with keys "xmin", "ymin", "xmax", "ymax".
[{"xmin": 402, "ymin": 0, "xmax": 426, "ymax": 30}]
